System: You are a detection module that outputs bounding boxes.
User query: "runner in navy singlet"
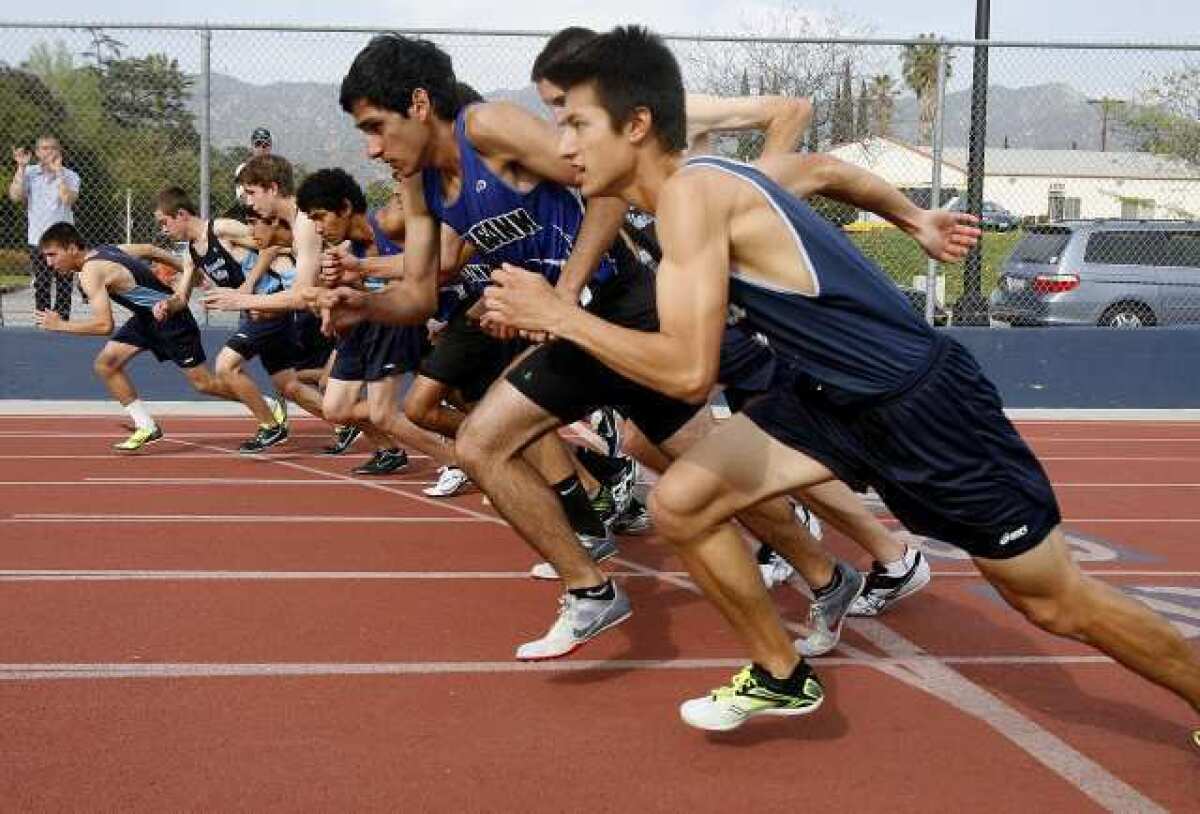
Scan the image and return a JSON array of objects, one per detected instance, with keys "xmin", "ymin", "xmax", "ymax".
[
  {"xmin": 487, "ymin": 27, "xmax": 1200, "ymax": 737},
  {"xmin": 297, "ymin": 168, "xmax": 453, "ymax": 476},
  {"xmin": 34, "ymin": 223, "xmax": 239, "ymax": 451}
]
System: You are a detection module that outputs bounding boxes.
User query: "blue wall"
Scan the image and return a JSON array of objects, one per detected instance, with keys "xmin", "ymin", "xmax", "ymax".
[{"xmin": 3, "ymin": 326, "xmax": 1200, "ymax": 407}]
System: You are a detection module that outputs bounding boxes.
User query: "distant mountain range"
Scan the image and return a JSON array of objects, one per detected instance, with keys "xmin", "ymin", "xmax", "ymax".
[{"xmin": 186, "ymin": 74, "xmax": 1136, "ymax": 185}]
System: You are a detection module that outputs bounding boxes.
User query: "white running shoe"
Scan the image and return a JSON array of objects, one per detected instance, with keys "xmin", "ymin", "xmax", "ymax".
[
  {"xmin": 679, "ymin": 664, "xmax": 824, "ymax": 732},
  {"xmin": 515, "ymin": 584, "xmax": 632, "ymax": 661},
  {"xmin": 847, "ymin": 550, "xmax": 931, "ymax": 617},
  {"xmin": 423, "ymin": 466, "xmax": 472, "ymax": 497},
  {"xmin": 758, "ymin": 549, "xmax": 796, "ymax": 590}
]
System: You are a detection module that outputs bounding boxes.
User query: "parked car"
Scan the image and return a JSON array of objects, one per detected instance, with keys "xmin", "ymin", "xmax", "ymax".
[
  {"xmin": 945, "ymin": 197, "xmax": 1020, "ymax": 231},
  {"xmin": 988, "ymin": 219, "xmax": 1200, "ymax": 327}
]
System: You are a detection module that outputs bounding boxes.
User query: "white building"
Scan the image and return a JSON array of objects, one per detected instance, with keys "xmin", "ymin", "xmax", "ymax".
[{"xmin": 827, "ymin": 137, "xmax": 1200, "ymax": 222}]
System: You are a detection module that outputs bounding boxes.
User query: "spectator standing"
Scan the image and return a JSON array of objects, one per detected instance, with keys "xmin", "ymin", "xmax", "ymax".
[
  {"xmin": 8, "ymin": 135, "xmax": 81, "ymax": 319},
  {"xmin": 234, "ymin": 128, "xmax": 273, "ymax": 203}
]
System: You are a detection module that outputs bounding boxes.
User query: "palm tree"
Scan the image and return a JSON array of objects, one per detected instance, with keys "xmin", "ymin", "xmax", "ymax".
[
  {"xmin": 868, "ymin": 73, "xmax": 898, "ymax": 137},
  {"xmin": 902, "ymin": 35, "xmax": 952, "ymax": 143}
]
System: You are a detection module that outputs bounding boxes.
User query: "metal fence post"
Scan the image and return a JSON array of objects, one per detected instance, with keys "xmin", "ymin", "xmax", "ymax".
[
  {"xmin": 925, "ymin": 42, "xmax": 950, "ymax": 326},
  {"xmin": 200, "ymin": 26, "xmax": 212, "ymax": 326},
  {"xmin": 955, "ymin": 0, "xmax": 992, "ymax": 325}
]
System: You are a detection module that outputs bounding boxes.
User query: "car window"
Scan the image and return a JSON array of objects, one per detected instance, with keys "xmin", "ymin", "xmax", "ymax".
[
  {"xmin": 1011, "ymin": 229, "xmax": 1070, "ymax": 263},
  {"xmin": 1160, "ymin": 231, "xmax": 1200, "ymax": 268},
  {"xmin": 1084, "ymin": 230, "xmax": 1167, "ymax": 266}
]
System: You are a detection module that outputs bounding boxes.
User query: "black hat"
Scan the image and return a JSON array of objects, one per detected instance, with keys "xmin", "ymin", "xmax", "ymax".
[{"xmin": 250, "ymin": 127, "xmax": 272, "ymax": 146}]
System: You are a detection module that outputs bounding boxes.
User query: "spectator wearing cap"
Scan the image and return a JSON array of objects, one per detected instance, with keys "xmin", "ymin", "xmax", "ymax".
[
  {"xmin": 8, "ymin": 135, "xmax": 81, "ymax": 319},
  {"xmin": 235, "ymin": 128, "xmax": 273, "ymax": 203}
]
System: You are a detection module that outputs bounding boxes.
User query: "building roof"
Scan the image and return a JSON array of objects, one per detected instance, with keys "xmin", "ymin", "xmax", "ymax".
[{"xmin": 896, "ymin": 137, "xmax": 1198, "ymax": 181}]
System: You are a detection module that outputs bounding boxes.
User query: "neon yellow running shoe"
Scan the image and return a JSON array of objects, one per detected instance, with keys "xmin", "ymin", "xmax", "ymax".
[
  {"xmin": 680, "ymin": 664, "xmax": 824, "ymax": 731},
  {"xmin": 113, "ymin": 425, "xmax": 163, "ymax": 452},
  {"xmin": 266, "ymin": 395, "xmax": 288, "ymax": 429}
]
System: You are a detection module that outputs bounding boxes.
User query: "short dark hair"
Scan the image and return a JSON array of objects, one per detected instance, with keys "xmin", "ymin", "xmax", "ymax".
[
  {"xmin": 237, "ymin": 155, "xmax": 296, "ymax": 196},
  {"xmin": 39, "ymin": 221, "xmax": 85, "ymax": 249},
  {"xmin": 456, "ymin": 82, "xmax": 483, "ymax": 107},
  {"xmin": 156, "ymin": 186, "xmax": 198, "ymax": 216},
  {"xmin": 544, "ymin": 26, "xmax": 687, "ymax": 152},
  {"xmin": 339, "ymin": 34, "xmax": 459, "ymax": 120},
  {"xmin": 530, "ymin": 27, "xmax": 597, "ymax": 83},
  {"xmin": 296, "ymin": 168, "xmax": 367, "ymax": 215}
]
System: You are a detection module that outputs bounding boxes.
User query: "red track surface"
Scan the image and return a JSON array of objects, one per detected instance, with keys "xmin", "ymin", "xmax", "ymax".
[{"xmin": 1, "ymin": 415, "xmax": 1197, "ymax": 810}]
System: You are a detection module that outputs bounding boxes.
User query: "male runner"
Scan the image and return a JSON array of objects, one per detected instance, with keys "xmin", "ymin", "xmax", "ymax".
[
  {"xmin": 484, "ymin": 26, "xmax": 1200, "ymax": 735},
  {"xmin": 298, "ymin": 167, "xmax": 454, "ymax": 475},
  {"xmin": 321, "ymin": 34, "xmax": 868, "ymax": 663},
  {"xmin": 533, "ymin": 28, "xmax": 930, "ymax": 627},
  {"xmin": 148, "ymin": 187, "xmax": 296, "ymax": 452},
  {"xmin": 34, "ymin": 223, "xmax": 231, "ymax": 450}
]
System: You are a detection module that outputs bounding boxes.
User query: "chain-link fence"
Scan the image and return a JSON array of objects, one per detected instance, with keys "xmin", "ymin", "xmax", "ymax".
[{"xmin": 1, "ymin": 23, "xmax": 1199, "ymax": 328}]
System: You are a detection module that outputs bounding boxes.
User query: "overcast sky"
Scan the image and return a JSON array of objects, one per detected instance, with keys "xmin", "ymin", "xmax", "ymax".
[
  {"xmin": 2, "ymin": 1, "xmax": 1197, "ymax": 96},
  {"xmin": 4, "ymin": 0, "xmax": 1198, "ymax": 43}
]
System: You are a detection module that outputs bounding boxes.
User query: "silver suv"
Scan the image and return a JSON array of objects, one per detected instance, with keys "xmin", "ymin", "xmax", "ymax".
[{"xmin": 989, "ymin": 220, "xmax": 1200, "ymax": 327}]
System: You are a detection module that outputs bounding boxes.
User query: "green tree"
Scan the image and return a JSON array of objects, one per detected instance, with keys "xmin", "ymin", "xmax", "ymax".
[
  {"xmin": 1122, "ymin": 63, "xmax": 1200, "ymax": 165},
  {"xmin": 855, "ymin": 79, "xmax": 869, "ymax": 140},
  {"xmin": 867, "ymin": 73, "xmax": 898, "ymax": 137},
  {"xmin": 902, "ymin": 35, "xmax": 952, "ymax": 143},
  {"xmin": 102, "ymin": 54, "xmax": 197, "ymax": 147},
  {"xmin": 830, "ymin": 60, "xmax": 854, "ymax": 145}
]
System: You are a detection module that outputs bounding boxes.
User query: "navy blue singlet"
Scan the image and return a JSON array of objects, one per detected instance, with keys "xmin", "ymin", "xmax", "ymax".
[{"xmin": 684, "ymin": 156, "xmax": 940, "ymax": 406}]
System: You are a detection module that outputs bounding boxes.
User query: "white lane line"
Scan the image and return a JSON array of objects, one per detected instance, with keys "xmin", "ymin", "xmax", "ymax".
[
  {"xmin": 6, "ymin": 514, "xmax": 489, "ymax": 524},
  {"xmin": 1027, "ymin": 437, "xmax": 1200, "ymax": 442},
  {"xmin": 0, "ymin": 454, "xmax": 376, "ymax": 460},
  {"xmin": 0, "ymin": 655, "xmax": 1121, "ymax": 682},
  {"xmin": 0, "ymin": 569, "xmax": 1194, "ymax": 582},
  {"xmin": 1040, "ymin": 456, "xmax": 1200, "ymax": 462},
  {"xmin": 162, "ymin": 438, "xmax": 501, "ymax": 526},
  {"xmin": 0, "ymin": 570, "xmax": 615, "ymax": 581},
  {"xmin": 612, "ymin": 556, "xmax": 1165, "ymax": 813}
]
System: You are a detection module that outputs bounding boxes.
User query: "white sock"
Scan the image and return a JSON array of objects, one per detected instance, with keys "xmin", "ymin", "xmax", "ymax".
[
  {"xmin": 881, "ymin": 546, "xmax": 916, "ymax": 577},
  {"xmin": 125, "ymin": 400, "xmax": 155, "ymax": 431}
]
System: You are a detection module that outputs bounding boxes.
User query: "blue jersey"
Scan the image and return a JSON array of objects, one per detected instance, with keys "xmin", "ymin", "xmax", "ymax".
[
  {"xmin": 188, "ymin": 220, "xmax": 246, "ymax": 288},
  {"xmin": 684, "ymin": 156, "xmax": 939, "ymax": 406},
  {"xmin": 91, "ymin": 245, "xmax": 174, "ymax": 316},
  {"xmin": 421, "ymin": 105, "xmax": 620, "ymax": 295},
  {"xmin": 238, "ymin": 250, "xmax": 289, "ymax": 295},
  {"xmin": 349, "ymin": 211, "xmax": 402, "ymax": 293}
]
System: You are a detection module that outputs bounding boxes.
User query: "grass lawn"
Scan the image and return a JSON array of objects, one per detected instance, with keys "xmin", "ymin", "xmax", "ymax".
[{"xmin": 847, "ymin": 227, "xmax": 1023, "ymax": 302}]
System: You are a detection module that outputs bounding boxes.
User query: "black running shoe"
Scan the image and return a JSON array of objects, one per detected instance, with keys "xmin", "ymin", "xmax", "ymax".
[
  {"xmin": 321, "ymin": 425, "xmax": 362, "ymax": 455},
  {"xmin": 352, "ymin": 447, "xmax": 409, "ymax": 475},
  {"xmin": 612, "ymin": 497, "xmax": 653, "ymax": 535},
  {"xmin": 238, "ymin": 423, "xmax": 289, "ymax": 454}
]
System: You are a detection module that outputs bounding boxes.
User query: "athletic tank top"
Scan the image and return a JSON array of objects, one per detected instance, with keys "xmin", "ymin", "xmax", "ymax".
[
  {"xmin": 188, "ymin": 220, "xmax": 245, "ymax": 288},
  {"xmin": 683, "ymin": 156, "xmax": 940, "ymax": 406},
  {"xmin": 238, "ymin": 251, "xmax": 287, "ymax": 295},
  {"xmin": 91, "ymin": 245, "xmax": 175, "ymax": 315},
  {"xmin": 421, "ymin": 105, "xmax": 619, "ymax": 295},
  {"xmin": 349, "ymin": 211, "xmax": 402, "ymax": 293}
]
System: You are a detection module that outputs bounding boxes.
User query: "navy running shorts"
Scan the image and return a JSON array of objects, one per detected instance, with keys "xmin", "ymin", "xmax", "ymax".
[
  {"xmin": 331, "ymin": 321, "xmax": 425, "ymax": 382},
  {"xmin": 225, "ymin": 314, "xmax": 299, "ymax": 375},
  {"xmin": 419, "ymin": 298, "xmax": 525, "ymax": 403},
  {"xmin": 505, "ymin": 256, "xmax": 701, "ymax": 446},
  {"xmin": 742, "ymin": 336, "xmax": 1061, "ymax": 560},
  {"xmin": 291, "ymin": 311, "xmax": 334, "ymax": 373},
  {"xmin": 113, "ymin": 311, "xmax": 205, "ymax": 369},
  {"xmin": 718, "ymin": 324, "xmax": 776, "ymax": 413}
]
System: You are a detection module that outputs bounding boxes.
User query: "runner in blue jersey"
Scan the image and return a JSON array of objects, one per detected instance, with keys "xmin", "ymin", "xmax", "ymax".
[
  {"xmin": 297, "ymin": 168, "xmax": 454, "ymax": 476},
  {"xmin": 144, "ymin": 188, "xmax": 299, "ymax": 453},
  {"xmin": 487, "ymin": 26, "xmax": 1200, "ymax": 738},
  {"xmin": 320, "ymin": 33, "xmax": 710, "ymax": 660},
  {"xmin": 33, "ymin": 222, "xmax": 238, "ymax": 451}
]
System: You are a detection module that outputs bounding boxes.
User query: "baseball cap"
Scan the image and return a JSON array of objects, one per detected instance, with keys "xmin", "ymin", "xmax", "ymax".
[{"xmin": 250, "ymin": 127, "xmax": 272, "ymax": 146}]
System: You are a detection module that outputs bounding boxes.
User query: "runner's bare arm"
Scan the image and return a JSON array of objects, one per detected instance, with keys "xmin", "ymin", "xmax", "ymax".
[
  {"xmin": 206, "ymin": 214, "xmax": 321, "ymax": 312},
  {"xmin": 755, "ymin": 153, "xmax": 981, "ymax": 262},
  {"xmin": 212, "ymin": 218, "xmax": 253, "ymax": 242},
  {"xmin": 38, "ymin": 264, "xmax": 114, "ymax": 335},
  {"xmin": 483, "ymin": 175, "xmax": 727, "ymax": 402},
  {"xmin": 687, "ymin": 94, "xmax": 812, "ymax": 157},
  {"xmin": 469, "ymin": 102, "xmax": 628, "ymax": 298},
  {"xmin": 118, "ymin": 244, "xmax": 184, "ymax": 272}
]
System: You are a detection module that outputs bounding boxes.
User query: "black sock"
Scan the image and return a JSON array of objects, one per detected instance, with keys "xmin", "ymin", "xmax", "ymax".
[
  {"xmin": 553, "ymin": 475, "xmax": 607, "ymax": 537},
  {"xmin": 812, "ymin": 563, "xmax": 844, "ymax": 599},
  {"xmin": 569, "ymin": 579, "xmax": 615, "ymax": 601},
  {"xmin": 750, "ymin": 661, "xmax": 806, "ymax": 694},
  {"xmin": 574, "ymin": 446, "xmax": 626, "ymax": 484}
]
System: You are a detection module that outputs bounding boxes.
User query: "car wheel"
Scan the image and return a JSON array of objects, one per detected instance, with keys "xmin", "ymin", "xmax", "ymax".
[{"xmin": 1099, "ymin": 302, "xmax": 1155, "ymax": 329}]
